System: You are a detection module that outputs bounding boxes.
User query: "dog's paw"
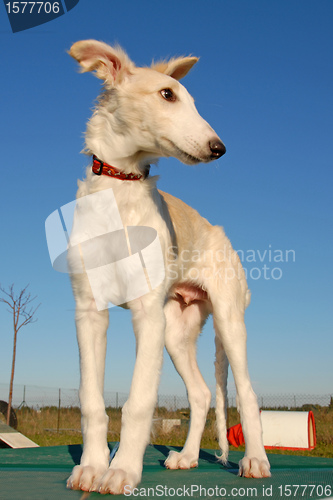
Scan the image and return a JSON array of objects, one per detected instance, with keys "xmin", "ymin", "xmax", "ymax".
[
  {"xmin": 164, "ymin": 450, "xmax": 198, "ymax": 470},
  {"xmin": 238, "ymin": 457, "xmax": 271, "ymax": 478},
  {"xmin": 98, "ymin": 467, "xmax": 140, "ymax": 495},
  {"xmin": 67, "ymin": 464, "xmax": 108, "ymax": 492}
]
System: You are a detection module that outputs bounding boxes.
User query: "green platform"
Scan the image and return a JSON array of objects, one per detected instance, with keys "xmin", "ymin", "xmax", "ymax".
[{"xmin": 0, "ymin": 443, "xmax": 332, "ymax": 499}]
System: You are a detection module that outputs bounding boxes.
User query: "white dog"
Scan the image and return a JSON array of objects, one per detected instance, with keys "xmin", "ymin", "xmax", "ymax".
[{"xmin": 66, "ymin": 39, "xmax": 270, "ymax": 495}]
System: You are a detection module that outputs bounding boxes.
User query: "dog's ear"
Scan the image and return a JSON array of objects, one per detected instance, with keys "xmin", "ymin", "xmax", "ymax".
[
  {"xmin": 69, "ymin": 40, "xmax": 134, "ymax": 84},
  {"xmin": 152, "ymin": 56, "xmax": 199, "ymax": 81}
]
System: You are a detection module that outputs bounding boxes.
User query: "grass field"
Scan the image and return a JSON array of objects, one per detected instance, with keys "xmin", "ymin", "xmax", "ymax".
[{"xmin": 6, "ymin": 405, "xmax": 333, "ymax": 458}]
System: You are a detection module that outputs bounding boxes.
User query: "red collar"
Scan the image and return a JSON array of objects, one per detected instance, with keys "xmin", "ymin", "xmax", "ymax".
[{"xmin": 92, "ymin": 156, "xmax": 150, "ymax": 181}]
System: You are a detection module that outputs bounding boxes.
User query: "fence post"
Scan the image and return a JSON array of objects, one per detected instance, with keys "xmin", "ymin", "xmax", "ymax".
[
  {"xmin": 57, "ymin": 388, "xmax": 61, "ymax": 433},
  {"xmin": 116, "ymin": 392, "xmax": 118, "ymax": 409},
  {"xmin": 18, "ymin": 385, "xmax": 27, "ymax": 409}
]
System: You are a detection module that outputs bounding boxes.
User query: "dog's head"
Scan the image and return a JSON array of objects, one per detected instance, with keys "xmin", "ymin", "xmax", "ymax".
[{"xmin": 69, "ymin": 40, "xmax": 225, "ymax": 167}]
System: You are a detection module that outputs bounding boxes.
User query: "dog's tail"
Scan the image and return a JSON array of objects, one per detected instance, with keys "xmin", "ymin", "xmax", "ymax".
[{"xmin": 214, "ymin": 334, "xmax": 230, "ymax": 465}]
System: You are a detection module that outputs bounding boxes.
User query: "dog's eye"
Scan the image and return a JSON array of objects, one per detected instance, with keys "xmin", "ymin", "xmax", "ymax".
[{"xmin": 160, "ymin": 88, "xmax": 176, "ymax": 102}]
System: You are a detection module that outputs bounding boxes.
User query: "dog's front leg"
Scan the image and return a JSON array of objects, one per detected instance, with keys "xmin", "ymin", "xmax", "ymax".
[
  {"xmin": 67, "ymin": 281, "xmax": 110, "ymax": 492},
  {"xmin": 98, "ymin": 296, "xmax": 165, "ymax": 495}
]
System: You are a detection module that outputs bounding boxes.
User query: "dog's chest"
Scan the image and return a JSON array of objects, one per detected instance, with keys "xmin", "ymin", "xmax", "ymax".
[{"xmin": 112, "ymin": 184, "xmax": 170, "ymax": 237}]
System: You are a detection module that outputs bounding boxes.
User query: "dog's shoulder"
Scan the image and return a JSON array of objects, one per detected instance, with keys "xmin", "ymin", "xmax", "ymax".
[
  {"xmin": 158, "ymin": 189, "xmax": 212, "ymax": 249},
  {"xmin": 158, "ymin": 190, "xmax": 210, "ymax": 227}
]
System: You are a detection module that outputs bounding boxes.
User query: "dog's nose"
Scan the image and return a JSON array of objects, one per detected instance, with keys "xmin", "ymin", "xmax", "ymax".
[{"xmin": 209, "ymin": 140, "xmax": 226, "ymax": 159}]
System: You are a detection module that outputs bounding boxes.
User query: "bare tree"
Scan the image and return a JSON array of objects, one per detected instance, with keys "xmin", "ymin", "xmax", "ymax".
[{"xmin": 0, "ymin": 284, "xmax": 40, "ymax": 425}]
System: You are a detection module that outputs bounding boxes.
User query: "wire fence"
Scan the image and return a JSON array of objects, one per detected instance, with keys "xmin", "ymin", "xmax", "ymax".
[{"xmin": 0, "ymin": 383, "xmax": 332, "ymax": 411}]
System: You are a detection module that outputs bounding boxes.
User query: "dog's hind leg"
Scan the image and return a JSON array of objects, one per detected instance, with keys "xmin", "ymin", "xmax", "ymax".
[
  {"xmin": 214, "ymin": 334, "xmax": 230, "ymax": 464},
  {"xmin": 164, "ymin": 298, "xmax": 211, "ymax": 470},
  {"xmin": 211, "ymin": 295, "xmax": 271, "ymax": 478},
  {"xmin": 67, "ymin": 275, "xmax": 110, "ymax": 492}
]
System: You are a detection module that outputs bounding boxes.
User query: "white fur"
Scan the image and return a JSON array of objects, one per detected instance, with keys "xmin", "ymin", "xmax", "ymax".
[{"xmin": 66, "ymin": 40, "xmax": 270, "ymax": 494}]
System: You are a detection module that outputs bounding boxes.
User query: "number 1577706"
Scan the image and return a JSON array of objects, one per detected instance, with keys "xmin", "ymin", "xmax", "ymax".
[{"xmin": 5, "ymin": 2, "xmax": 61, "ymax": 14}]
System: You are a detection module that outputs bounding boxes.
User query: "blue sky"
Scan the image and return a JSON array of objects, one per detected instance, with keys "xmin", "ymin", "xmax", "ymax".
[{"xmin": 0, "ymin": 1, "xmax": 332, "ymax": 402}]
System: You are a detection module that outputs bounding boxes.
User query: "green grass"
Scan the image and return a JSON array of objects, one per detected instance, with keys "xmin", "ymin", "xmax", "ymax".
[{"xmin": 12, "ymin": 405, "xmax": 333, "ymax": 458}]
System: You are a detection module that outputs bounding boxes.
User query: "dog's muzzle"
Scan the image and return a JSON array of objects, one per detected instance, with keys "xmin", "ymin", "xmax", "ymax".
[{"xmin": 209, "ymin": 140, "xmax": 226, "ymax": 159}]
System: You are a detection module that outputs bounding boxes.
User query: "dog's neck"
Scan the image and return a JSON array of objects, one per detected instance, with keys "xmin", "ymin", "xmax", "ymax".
[
  {"xmin": 85, "ymin": 108, "xmax": 158, "ymax": 179},
  {"xmin": 92, "ymin": 155, "xmax": 150, "ymax": 181}
]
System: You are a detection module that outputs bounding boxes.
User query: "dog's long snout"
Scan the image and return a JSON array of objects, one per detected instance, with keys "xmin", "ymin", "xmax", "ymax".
[{"xmin": 209, "ymin": 140, "xmax": 226, "ymax": 159}]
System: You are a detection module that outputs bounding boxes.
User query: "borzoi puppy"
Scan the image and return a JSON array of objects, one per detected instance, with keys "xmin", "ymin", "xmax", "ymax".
[{"xmin": 67, "ymin": 39, "xmax": 270, "ymax": 494}]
